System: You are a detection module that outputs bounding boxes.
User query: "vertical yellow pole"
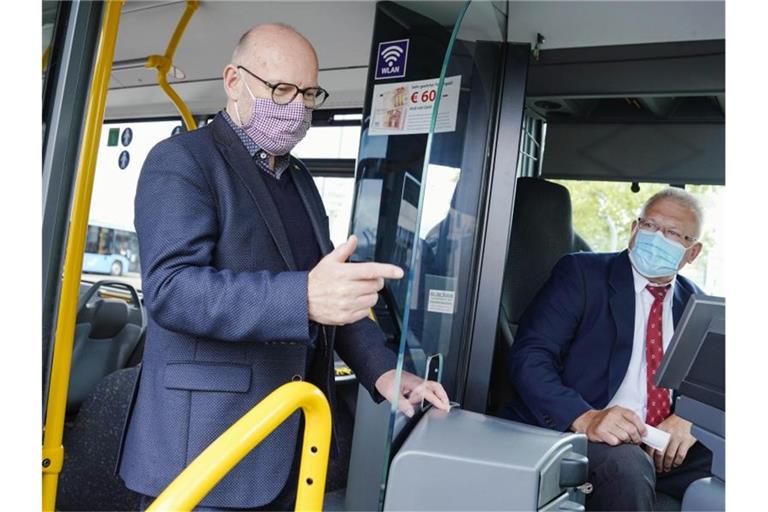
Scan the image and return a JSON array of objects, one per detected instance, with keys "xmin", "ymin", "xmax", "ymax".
[{"xmin": 42, "ymin": 2, "xmax": 124, "ymax": 510}]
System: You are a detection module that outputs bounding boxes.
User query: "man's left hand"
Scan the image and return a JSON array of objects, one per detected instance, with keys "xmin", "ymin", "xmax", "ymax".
[
  {"xmin": 375, "ymin": 369, "xmax": 451, "ymax": 417},
  {"xmin": 645, "ymin": 414, "xmax": 697, "ymax": 473}
]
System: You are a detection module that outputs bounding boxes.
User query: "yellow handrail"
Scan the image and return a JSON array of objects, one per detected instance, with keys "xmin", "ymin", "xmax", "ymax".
[
  {"xmin": 145, "ymin": 0, "xmax": 198, "ymax": 131},
  {"xmin": 42, "ymin": 45, "xmax": 51, "ymax": 72},
  {"xmin": 41, "ymin": 1, "xmax": 125, "ymax": 511},
  {"xmin": 147, "ymin": 382, "xmax": 332, "ymax": 512}
]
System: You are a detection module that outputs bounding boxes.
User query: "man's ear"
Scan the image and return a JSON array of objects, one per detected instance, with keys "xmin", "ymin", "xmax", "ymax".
[
  {"xmin": 222, "ymin": 64, "xmax": 240, "ymax": 101},
  {"xmin": 685, "ymin": 242, "xmax": 703, "ymax": 264}
]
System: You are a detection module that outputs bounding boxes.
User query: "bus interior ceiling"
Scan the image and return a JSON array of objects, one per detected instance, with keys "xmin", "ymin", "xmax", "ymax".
[
  {"xmin": 45, "ymin": 1, "xmax": 724, "ymax": 511},
  {"xmin": 103, "ymin": 1, "xmax": 725, "ymax": 120}
]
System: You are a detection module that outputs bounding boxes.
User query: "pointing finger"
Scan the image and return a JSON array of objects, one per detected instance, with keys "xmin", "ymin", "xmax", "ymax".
[{"xmin": 343, "ymin": 262, "xmax": 404, "ymax": 280}]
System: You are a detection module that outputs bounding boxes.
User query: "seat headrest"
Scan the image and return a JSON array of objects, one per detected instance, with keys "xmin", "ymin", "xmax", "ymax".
[
  {"xmin": 501, "ymin": 178, "xmax": 575, "ymax": 325},
  {"xmin": 89, "ymin": 299, "xmax": 129, "ymax": 339}
]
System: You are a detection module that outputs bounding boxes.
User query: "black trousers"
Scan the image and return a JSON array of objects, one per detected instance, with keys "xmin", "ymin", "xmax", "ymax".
[{"xmin": 585, "ymin": 441, "xmax": 713, "ymax": 511}]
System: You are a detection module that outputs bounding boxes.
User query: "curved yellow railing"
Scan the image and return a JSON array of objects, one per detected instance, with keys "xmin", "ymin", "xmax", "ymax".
[
  {"xmin": 147, "ymin": 382, "xmax": 332, "ymax": 512},
  {"xmin": 42, "ymin": 45, "xmax": 51, "ymax": 72},
  {"xmin": 145, "ymin": 0, "xmax": 199, "ymax": 131},
  {"xmin": 42, "ymin": 2, "xmax": 125, "ymax": 511}
]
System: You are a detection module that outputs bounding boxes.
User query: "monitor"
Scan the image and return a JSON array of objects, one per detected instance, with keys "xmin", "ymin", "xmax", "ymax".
[{"xmin": 655, "ymin": 294, "xmax": 725, "ymax": 411}]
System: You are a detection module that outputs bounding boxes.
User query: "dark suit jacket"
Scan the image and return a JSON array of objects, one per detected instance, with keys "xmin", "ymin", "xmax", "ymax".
[
  {"xmin": 500, "ymin": 251, "xmax": 702, "ymax": 432},
  {"xmin": 118, "ymin": 114, "xmax": 397, "ymax": 507}
]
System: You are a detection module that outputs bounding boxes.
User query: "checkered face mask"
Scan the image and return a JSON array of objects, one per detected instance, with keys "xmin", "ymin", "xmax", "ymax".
[{"xmin": 235, "ymin": 80, "xmax": 312, "ymax": 156}]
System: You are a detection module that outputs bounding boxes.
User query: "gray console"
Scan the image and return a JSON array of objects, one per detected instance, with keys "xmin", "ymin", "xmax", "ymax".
[
  {"xmin": 656, "ymin": 295, "xmax": 725, "ymax": 512},
  {"xmin": 384, "ymin": 407, "xmax": 588, "ymax": 511}
]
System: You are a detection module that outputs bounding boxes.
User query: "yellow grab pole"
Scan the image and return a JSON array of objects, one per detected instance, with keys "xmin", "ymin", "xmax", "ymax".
[
  {"xmin": 42, "ymin": 45, "xmax": 51, "ymax": 72},
  {"xmin": 147, "ymin": 54, "xmax": 196, "ymax": 131},
  {"xmin": 148, "ymin": 382, "xmax": 332, "ymax": 512},
  {"xmin": 163, "ymin": 0, "xmax": 199, "ymax": 61},
  {"xmin": 41, "ymin": 2, "xmax": 124, "ymax": 511},
  {"xmin": 146, "ymin": 0, "xmax": 198, "ymax": 131}
]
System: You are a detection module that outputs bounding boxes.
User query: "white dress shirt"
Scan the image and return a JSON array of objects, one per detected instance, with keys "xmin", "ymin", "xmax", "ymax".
[{"xmin": 606, "ymin": 267, "xmax": 676, "ymax": 421}]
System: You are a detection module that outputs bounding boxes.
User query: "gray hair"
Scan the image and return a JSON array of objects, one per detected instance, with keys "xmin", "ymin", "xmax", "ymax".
[{"xmin": 640, "ymin": 187, "xmax": 704, "ymax": 238}]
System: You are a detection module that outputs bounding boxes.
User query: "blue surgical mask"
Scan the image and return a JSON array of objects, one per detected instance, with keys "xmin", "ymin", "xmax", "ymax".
[{"xmin": 628, "ymin": 229, "xmax": 687, "ymax": 278}]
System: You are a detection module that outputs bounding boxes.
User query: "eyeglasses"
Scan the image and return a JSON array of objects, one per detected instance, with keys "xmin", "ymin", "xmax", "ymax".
[
  {"xmin": 636, "ymin": 217, "xmax": 698, "ymax": 247},
  {"xmin": 237, "ymin": 65, "xmax": 329, "ymax": 109}
]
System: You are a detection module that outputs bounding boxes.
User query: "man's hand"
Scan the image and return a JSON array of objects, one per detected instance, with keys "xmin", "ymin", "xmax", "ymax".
[
  {"xmin": 571, "ymin": 406, "xmax": 647, "ymax": 446},
  {"xmin": 645, "ymin": 414, "xmax": 696, "ymax": 473},
  {"xmin": 308, "ymin": 235, "xmax": 404, "ymax": 325},
  {"xmin": 374, "ymin": 369, "xmax": 451, "ymax": 417}
]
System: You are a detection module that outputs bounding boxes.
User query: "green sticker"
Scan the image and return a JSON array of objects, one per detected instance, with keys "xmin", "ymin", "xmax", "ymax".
[{"xmin": 107, "ymin": 127, "xmax": 120, "ymax": 147}]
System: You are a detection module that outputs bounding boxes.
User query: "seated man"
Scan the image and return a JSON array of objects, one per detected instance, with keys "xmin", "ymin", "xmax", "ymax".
[{"xmin": 501, "ymin": 188, "xmax": 714, "ymax": 510}]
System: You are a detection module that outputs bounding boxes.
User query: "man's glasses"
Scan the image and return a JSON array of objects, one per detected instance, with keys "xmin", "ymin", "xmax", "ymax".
[
  {"xmin": 637, "ymin": 217, "xmax": 698, "ymax": 247},
  {"xmin": 237, "ymin": 65, "xmax": 329, "ymax": 109}
]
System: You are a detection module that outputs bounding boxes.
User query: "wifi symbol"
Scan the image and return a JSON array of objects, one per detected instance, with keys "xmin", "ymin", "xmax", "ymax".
[{"xmin": 381, "ymin": 45, "xmax": 404, "ymax": 67}]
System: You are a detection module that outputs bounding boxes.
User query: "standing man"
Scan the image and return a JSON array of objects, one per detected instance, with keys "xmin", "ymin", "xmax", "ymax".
[
  {"xmin": 118, "ymin": 24, "xmax": 449, "ymax": 511},
  {"xmin": 502, "ymin": 188, "xmax": 713, "ymax": 510}
]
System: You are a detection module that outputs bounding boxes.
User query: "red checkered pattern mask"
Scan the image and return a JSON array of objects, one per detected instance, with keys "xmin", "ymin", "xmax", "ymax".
[{"xmin": 235, "ymin": 79, "xmax": 312, "ymax": 156}]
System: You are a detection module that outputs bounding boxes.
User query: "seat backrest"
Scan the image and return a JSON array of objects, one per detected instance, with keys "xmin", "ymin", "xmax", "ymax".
[
  {"xmin": 67, "ymin": 281, "xmax": 145, "ymax": 413},
  {"xmin": 499, "ymin": 178, "xmax": 577, "ymax": 329},
  {"xmin": 489, "ymin": 178, "xmax": 583, "ymax": 414}
]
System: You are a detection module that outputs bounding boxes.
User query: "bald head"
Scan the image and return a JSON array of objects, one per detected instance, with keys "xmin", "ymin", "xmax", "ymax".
[{"xmin": 231, "ymin": 24, "xmax": 318, "ymax": 84}]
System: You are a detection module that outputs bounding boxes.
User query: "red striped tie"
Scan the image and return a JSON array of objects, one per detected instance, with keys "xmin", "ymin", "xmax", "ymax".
[{"xmin": 645, "ymin": 284, "xmax": 671, "ymax": 427}]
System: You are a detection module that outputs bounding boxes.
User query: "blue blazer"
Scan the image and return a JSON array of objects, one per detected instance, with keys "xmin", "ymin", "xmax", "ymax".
[
  {"xmin": 118, "ymin": 114, "xmax": 396, "ymax": 508},
  {"xmin": 500, "ymin": 251, "xmax": 702, "ymax": 432}
]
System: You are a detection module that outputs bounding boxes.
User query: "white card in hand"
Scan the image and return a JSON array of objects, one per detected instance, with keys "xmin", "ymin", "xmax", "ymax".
[{"xmin": 642, "ymin": 424, "xmax": 670, "ymax": 452}]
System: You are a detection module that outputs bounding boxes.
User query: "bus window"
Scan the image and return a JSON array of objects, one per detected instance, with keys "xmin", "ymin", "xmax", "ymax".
[
  {"xmin": 82, "ymin": 120, "xmax": 182, "ymax": 290},
  {"xmin": 293, "ymin": 120, "xmax": 362, "ymax": 248},
  {"xmin": 293, "ymin": 124, "xmax": 361, "ymax": 160},
  {"xmin": 312, "ymin": 176, "xmax": 355, "ymax": 248},
  {"xmin": 553, "ymin": 180, "xmax": 724, "ymax": 296}
]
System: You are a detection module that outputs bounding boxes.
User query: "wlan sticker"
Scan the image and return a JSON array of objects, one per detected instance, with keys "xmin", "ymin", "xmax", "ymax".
[{"xmin": 375, "ymin": 39, "xmax": 409, "ymax": 80}]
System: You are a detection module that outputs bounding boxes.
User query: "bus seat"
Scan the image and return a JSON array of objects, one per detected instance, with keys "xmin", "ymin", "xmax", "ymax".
[
  {"xmin": 573, "ymin": 231, "xmax": 592, "ymax": 253},
  {"xmin": 489, "ymin": 178, "xmax": 580, "ymax": 414},
  {"xmin": 500, "ymin": 178, "xmax": 578, "ymax": 339},
  {"xmin": 67, "ymin": 281, "xmax": 145, "ymax": 413},
  {"xmin": 58, "ymin": 367, "xmax": 142, "ymax": 511}
]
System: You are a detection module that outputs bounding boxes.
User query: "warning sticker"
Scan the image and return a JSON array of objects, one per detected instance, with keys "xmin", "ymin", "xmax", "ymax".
[{"xmin": 427, "ymin": 289, "xmax": 456, "ymax": 314}]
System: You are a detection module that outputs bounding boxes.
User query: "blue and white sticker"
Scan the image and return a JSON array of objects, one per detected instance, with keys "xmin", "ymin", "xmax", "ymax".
[
  {"xmin": 375, "ymin": 39, "xmax": 409, "ymax": 80},
  {"xmin": 121, "ymin": 127, "xmax": 133, "ymax": 147},
  {"xmin": 118, "ymin": 150, "xmax": 130, "ymax": 170}
]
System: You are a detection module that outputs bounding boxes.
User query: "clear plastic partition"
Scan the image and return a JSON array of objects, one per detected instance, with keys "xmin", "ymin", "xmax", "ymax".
[
  {"xmin": 348, "ymin": 1, "xmax": 508, "ymax": 504},
  {"xmin": 386, "ymin": 0, "xmax": 507, "ymax": 407}
]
